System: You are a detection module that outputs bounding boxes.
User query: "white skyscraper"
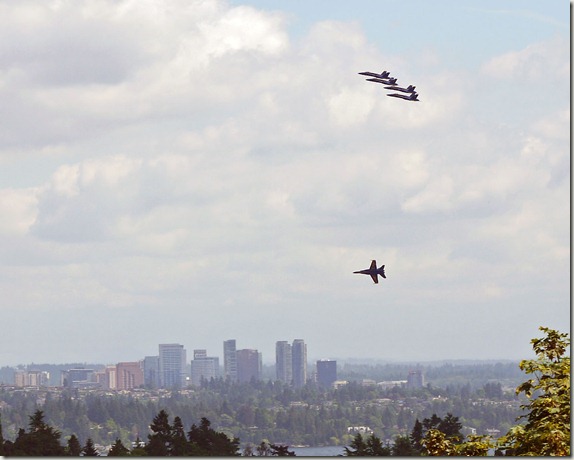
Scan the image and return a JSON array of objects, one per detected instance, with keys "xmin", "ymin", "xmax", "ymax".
[
  {"xmin": 223, "ymin": 339, "xmax": 238, "ymax": 382},
  {"xmin": 159, "ymin": 343, "xmax": 187, "ymax": 388},
  {"xmin": 292, "ymin": 339, "xmax": 307, "ymax": 388},
  {"xmin": 190, "ymin": 349, "xmax": 220, "ymax": 387},
  {"xmin": 276, "ymin": 341, "xmax": 292, "ymax": 383}
]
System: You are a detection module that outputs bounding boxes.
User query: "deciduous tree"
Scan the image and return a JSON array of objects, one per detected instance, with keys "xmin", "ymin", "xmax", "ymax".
[{"xmin": 498, "ymin": 326, "xmax": 570, "ymax": 456}]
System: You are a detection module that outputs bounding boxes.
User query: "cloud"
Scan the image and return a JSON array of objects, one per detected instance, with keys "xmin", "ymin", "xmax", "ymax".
[
  {"xmin": 0, "ymin": 188, "xmax": 38, "ymax": 235},
  {"xmin": 0, "ymin": 1, "xmax": 568, "ymax": 362},
  {"xmin": 480, "ymin": 36, "xmax": 569, "ymax": 81}
]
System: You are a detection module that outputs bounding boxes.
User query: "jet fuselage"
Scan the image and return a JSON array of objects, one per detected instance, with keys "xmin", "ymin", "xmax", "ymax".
[
  {"xmin": 353, "ymin": 260, "xmax": 386, "ymax": 284},
  {"xmin": 384, "ymin": 85, "xmax": 415, "ymax": 93},
  {"xmin": 366, "ymin": 77, "xmax": 398, "ymax": 85},
  {"xmin": 387, "ymin": 92, "xmax": 419, "ymax": 101},
  {"xmin": 358, "ymin": 71, "xmax": 391, "ymax": 78}
]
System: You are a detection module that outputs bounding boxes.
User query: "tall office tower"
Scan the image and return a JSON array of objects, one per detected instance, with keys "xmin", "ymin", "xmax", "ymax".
[
  {"xmin": 116, "ymin": 362, "xmax": 145, "ymax": 390},
  {"xmin": 190, "ymin": 349, "xmax": 220, "ymax": 387},
  {"xmin": 159, "ymin": 344, "xmax": 187, "ymax": 388},
  {"xmin": 236, "ymin": 349, "xmax": 262, "ymax": 383},
  {"xmin": 105, "ymin": 365, "xmax": 117, "ymax": 389},
  {"xmin": 407, "ymin": 369, "xmax": 424, "ymax": 389},
  {"xmin": 291, "ymin": 339, "xmax": 307, "ymax": 388},
  {"xmin": 223, "ymin": 339, "xmax": 238, "ymax": 382},
  {"xmin": 316, "ymin": 359, "xmax": 337, "ymax": 388},
  {"xmin": 275, "ymin": 341, "xmax": 292, "ymax": 383},
  {"xmin": 143, "ymin": 356, "xmax": 159, "ymax": 388}
]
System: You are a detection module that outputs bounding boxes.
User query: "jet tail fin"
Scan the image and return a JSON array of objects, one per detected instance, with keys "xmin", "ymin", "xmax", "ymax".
[{"xmin": 380, "ymin": 265, "xmax": 386, "ymax": 278}]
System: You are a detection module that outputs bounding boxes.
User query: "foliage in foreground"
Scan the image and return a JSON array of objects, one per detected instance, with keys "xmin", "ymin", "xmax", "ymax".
[
  {"xmin": 343, "ymin": 327, "xmax": 570, "ymax": 456},
  {"xmin": 419, "ymin": 326, "xmax": 570, "ymax": 456}
]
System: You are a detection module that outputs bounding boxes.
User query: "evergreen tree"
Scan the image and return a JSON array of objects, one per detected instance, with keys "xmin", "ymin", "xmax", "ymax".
[
  {"xmin": 188, "ymin": 416, "xmax": 240, "ymax": 456},
  {"xmin": 12, "ymin": 410, "xmax": 66, "ymax": 456},
  {"xmin": 108, "ymin": 438, "xmax": 130, "ymax": 456},
  {"xmin": 82, "ymin": 438, "xmax": 99, "ymax": 456},
  {"xmin": 391, "ymin": 435, "xmax": 417, "ymax": 456},
  {"xmin": 66, "ymin": 434, "xmax": 82, "ymax": 456},
  {"xmin": 145, "ymin": 409, "xmax": 173, "ymax": 456},
  {"xmin": 344, "ymin": 432, "xmax": 390, "ymax": 456},
  {"xmin": 437, "ymin": 413, "xmax": 463, "ymax": 442},
  {"xmin": 171, "ymin": 416, "xmax": 189, "ymax": 456},
  {"xmin": 409, "ymin": 418, "xmax": 423, "ymax": 453}
]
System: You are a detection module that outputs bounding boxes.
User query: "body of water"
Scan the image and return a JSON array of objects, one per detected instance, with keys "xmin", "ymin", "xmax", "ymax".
[{"xmin": 290, "ymin": 445, "xmax": 346, "ymax": 456}]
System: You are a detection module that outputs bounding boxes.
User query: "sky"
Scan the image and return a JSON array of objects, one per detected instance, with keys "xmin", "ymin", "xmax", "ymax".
[{"xmin": 0, "ymin": 0, "xmax": 569, "ymax": 366}]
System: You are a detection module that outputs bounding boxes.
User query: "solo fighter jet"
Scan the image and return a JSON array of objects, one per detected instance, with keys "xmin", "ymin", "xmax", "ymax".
[
  {"xmin": 353, "ymin": 260, "xmax": 386, "ymax": 284},
  {"xmin": 387, "ymin": 92, "xmax": 419, "ymax": 101},
  {"xmin": 383, "ymin": 84, "xmax": 416, "ymax": 93},
  {"xmin": 358, "ymin": 70, "xmax": 391, "ymax": 78}
]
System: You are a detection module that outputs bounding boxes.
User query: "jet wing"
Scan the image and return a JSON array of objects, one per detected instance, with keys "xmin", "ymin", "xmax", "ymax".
[
  {"xmin": 369, "ymin": 260, "xmax": 377, "ymax": 270},
  {"xmin": 370, "ymin": 274, "xmax": 379, "ymax": 284}
]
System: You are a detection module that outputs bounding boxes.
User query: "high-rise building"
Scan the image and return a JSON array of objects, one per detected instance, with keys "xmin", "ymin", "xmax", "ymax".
[
  {"xmin": 275, "ymin": 341, "xmax": 292, "ymax": 384},
  {"xmin": 407, "ymin": 370, "xmax": 424, "ymax": 389},
  {"xmin": 223, "ymin": 339, "xmax": 238, "ymax": 382},
  {"xmin": 291, "ymin": 339, "xmax": 307, "ymax": 388},
  {"xmin": 14, "ymin": 370, "xmax": 49, "ymax": 388},
  {"xmin": 159, "ymin": 344, "xmax": 187, "ymax": 388},
  {"xmin": 116, "ymin": 362, "xmax": 145, "ymax": 390},
  {"xmin": 236, "ymin": 349, "xmax": 262, "ymax": 383},
  {"xmin": 61, "ymin": 368, "xmax": 98, "ymax": 389},
  {"xmin": 190, "ymin": 349, "xmax": 220, "ymax": 387},
  {"xmin": 316, "ymin": 360, "xmax": 337, "ymax": 388},
  {"xmin": 103, "ymin": 365, "xmax": 117, "ymax": 389},
  {"xmin": 143, "ymin": 356, "xmax": 159, "ymax": 388}
]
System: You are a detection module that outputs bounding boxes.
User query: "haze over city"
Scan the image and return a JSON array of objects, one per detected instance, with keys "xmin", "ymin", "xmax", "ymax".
[{"xmin": 0, "ymin": 0, "xmax": 569, "ymax": 366}]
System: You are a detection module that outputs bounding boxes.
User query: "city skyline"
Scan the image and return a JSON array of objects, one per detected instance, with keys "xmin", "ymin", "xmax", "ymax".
[{"xmin": 0, "ymin": 1, "xmax": 569, "ymax": 365}]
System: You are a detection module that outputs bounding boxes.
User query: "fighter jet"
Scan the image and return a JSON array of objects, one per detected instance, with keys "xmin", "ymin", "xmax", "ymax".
[
  {"xmin": 365, "ymin": 77, "xmax": 398, "ymax": 85},
  {"xmin": 383, "ymin": 84, "xmax": 416, "ymax": 93},
  {"xmin": 353, "ymin": 260, "xmax": 386, "ymax": 284},
  {"xmin": 387, "ymin": 92, "xmax": 419, "ymax": 101},
  {"xmin": 358, "ymin": 70, "xmax": 391, "ymax": 79}
]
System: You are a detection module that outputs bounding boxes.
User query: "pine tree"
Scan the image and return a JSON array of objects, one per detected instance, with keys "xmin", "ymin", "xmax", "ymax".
[
  {"xmin": 82, "ymin": 438, "xmax": 99, "ymax": 456},
  {"xmin": 108, "ymin": 438, "xmax": 130, "ymax": 456},
  {"xmin": 145, "ymin": 409, "xmax": 173, "ymax": 456},
  {"xmin": 12, "ymin": 410, "xmax": 66, "ymax": 456},
  {"xmin": 66, "ymin": 434, "xmax": 82, "ymax": 456}
]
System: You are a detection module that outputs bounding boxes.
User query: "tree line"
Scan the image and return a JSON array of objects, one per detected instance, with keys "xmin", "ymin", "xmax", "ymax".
[
  {"xmin": 343, "ymin": 327, "xmax": 570, "ymax": 456},
  {"xmin": 0, "ymin": 327, "xmax": 568, "ymax": 456},
  {"xmin": 0, "ymin": 374, "xmax": 524, "ymax": 447},
  {"xmin": 0, "ymin": 408, "xmax": 245, "ymax": 456}
]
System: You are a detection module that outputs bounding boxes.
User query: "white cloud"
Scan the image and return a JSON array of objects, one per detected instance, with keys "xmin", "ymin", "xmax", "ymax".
[
  {"xmin": 481, "ymin": 36, "xmax": 569, "ymax": 81},
  {"xmin": 0, "ymin": 188, "xmax": 38, "ymax": 235},
  {"xmin": 0, "ymin": 1, "xmax": 568, "ymax": 362}
]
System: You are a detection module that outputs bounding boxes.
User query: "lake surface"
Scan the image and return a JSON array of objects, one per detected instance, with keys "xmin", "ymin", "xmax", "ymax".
[{"xmin": 290, "ymin": 445, "xmax": 346, "ymax": 456}]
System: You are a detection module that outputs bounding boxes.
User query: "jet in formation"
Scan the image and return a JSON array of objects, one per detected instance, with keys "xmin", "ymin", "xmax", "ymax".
[
  {"xmin": 366, "ymin": 77, "xmax": 398, "ymax": 86},
  {"xmin": 353, "ymin": 260, "xmax": 386, "ymax": 284},
  {"xmin": 360, "ymin": 69, "xmax": 419, "ymax": 101},
  {"xmin": 387, "ymin": 92, "xmax": 419, "ymax": 101},
  {"xmin": 384, "ymin": 84, "xmax": 416, "ymax": 93},
  {"xmin": 358, "ymin": 70, "xmax": 391, "ymax": 79}
]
